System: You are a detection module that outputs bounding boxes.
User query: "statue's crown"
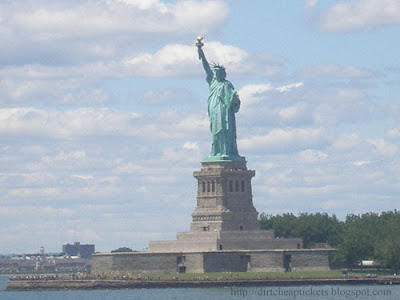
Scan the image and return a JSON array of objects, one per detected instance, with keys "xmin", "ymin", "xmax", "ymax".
[
  {"xmin": 212, "ymin": 63, "xmax": 226, "ymax": 73},
  {"xmin": 212, "ymin": 63, "xmax": 226, "ymax": 71}
]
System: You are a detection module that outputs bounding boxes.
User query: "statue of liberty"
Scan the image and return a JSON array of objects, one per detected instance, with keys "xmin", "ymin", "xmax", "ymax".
[{"xmin": 196, "ymin": 37, "xmax": 245, "ymax": 162}]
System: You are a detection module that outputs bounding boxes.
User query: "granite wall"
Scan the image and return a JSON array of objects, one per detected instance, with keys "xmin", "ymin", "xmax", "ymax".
[{"xmin": 92, "ymin": 249, "xmax": 335, "ymax": 275}]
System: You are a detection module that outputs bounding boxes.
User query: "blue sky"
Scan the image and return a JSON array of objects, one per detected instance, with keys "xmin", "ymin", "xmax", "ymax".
[{"xmin": 1, "ymin": 0, "xmax": 400, "ymax": 254}]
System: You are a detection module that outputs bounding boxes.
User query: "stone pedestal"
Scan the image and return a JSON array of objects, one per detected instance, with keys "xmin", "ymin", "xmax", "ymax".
[
  {"xmin": 191, "ymin": 161, "xmax": 259, "ymax": 232},
  {"xmin": 149, "ymin": 160, "xmax": 302, "ymax": 252},
  {"xmin": 92, "ymin": 160, "xmax": 335, "ymax": 276}
]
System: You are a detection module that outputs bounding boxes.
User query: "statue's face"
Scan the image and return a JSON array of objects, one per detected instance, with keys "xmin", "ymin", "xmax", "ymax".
[{"xmin": 215, "ymin": 68, "xmax": 226, "ymax": 81}]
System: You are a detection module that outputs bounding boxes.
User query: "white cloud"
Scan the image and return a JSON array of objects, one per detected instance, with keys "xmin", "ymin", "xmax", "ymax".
[
  {"xmin": 0, "ymin": 41, "xmax": 281, "ymax": 106},
  {"xmin": 19, "ymin": 145, "xmax": 48, "ymax": 155},
  {"xmin": 125, "ymin": 42, "xmax": 277, "ymax": 78},
  {"xmin": 296, "ymin": 149, "xmax": 328, "ymax": 164},
  {"xmin": 320, "ymin": 199, "xmax": 346, "ymax": 210},
  {"xmin": 66, "ymin": 182, "xmax": 123, "ymax": 200},
  {"xmin": 172, "ymin": 113, "xmax": 209, "ymax": 136},
  {"xmin": 367, "ymin": 138, "xmax": 399, "ymax": 157},
  {"xmin": 0, "ymin": 0, "xmax": 230, "ymax": 107},
  {"xmin": 48, "ymin": 151, "xmax": 86, "ymax": 162},
  {"xmin": 238, "ymin": 84, "xmax": 274, "ymax": 105},
  {"xmin": 61, "ymin": 88, "xmax": 110, "ymax": 105},
  {"xmin": 65, "ymin": 229, "xmax": 102, "ymax": 242},
  {"xmin": 0, "ymin": 206, "xmax": 73, "ymax": 218},
  {"xmin": 71, "ymin": 174, "xmax": 94, "ymax": 181},
  {"xmin": 352, "ymin": 160, "xmax": 372, "ymax": 167},
  {"xmin": 7, "ymin": 187, "xmax": 59, "ymax": 198},
  {"xmin": 0, "ymin": 107, "xmax": 141, "ymax": 137},
  {"xmin": 332, "ymin": 133, "xmax": 364, "ymax": 152},
  {"xmin": 305, "ymin": 0, "xmax": 319, "ymax": 10},
  {"xmin": 0, "ymin": 65, "xmax": 113, "ymax": 105},
  {"xmin": 239, "ymin": 82, "xmax": 303, "ymax": 106},
  {"xmin": 298, "ymin": 65, "xmax": 374, "ymax": 78},
  {"xmin": 117, "ymin": 0, "xmax": 168, "ymax": 11},
  {"xmin": 312, "ymin": 88, "xmax": 368, "ymax": 125},
  {"xmin": 113, "ymin": 163, "xmax": 145, "ymax": 175},
  {"xmin": 334, "ymin": 88, "xmax": 364, "ymax": 100},
  {"xmin": 182, "ymin": 141, "xmax": 199, "ymax": 151},
  {"xmin": 278, "ymin": 104, "xmax": 308, "ymax": 122},
  {"xmin": 310, "ymin": 0, "xmax": 400, "ymax": 32},
  {"xmin": 4, "ymin": 0, "xmax": 228, "ymax": 44},
  {"xmin": 159, "ymin": 146, "xmax": 202, "ymax": 165},
  {"xmin": 387, "ymin": 128, "xmax": 400, "ymax": 140},
  {"xmin": 237, "ymin": 82, "xmax": 314, "ymax": 128},
  {"xmin": 239, "ymin": 127, "xmax": 327, "ymax": 154},
  {"xmin": 143, "ymin": 89, "xmax": 192, "ymax": 105},
  {"xmin": 276, "ymin": 82, "xmax": 304, "ymax": 92},
  {"xmin": 125, "ymin": 44, "xmax": 199, "ymax": 77}
]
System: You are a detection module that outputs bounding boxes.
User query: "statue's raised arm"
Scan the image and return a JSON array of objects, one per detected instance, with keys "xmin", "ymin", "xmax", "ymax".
[{"xmin": 196, "ymin": 36, "xmax": 213, "ymax": 83}]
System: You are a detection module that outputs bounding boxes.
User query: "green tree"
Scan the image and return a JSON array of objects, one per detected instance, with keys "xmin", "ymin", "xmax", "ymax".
[
  {"xmin": 293, "ymin": 213, "xmax": 343, "ymax": 248},
  {"xmin": 374, "ymin": 211, "xmax": 400, "ymax": 272},
  {"xmin": 334, "ymin": 211, "xmax": 400, "ymax": 268},
  {"xmin": 260, "ymin": 209, "xmax": 400, "ymax": 269},
  {"xmin": 259, "ymin": 212, "xmax": 343, "ymax": 248},
  {"xmin": 111, "ymin": 247, "xmax": 134, "ymax": 253},
  {"xmin": 259, "ymin": 212, "xmax": 298, "ymax": 238},
  {"xmin": 334, "ymin": 213, "xmax": 380, "ymax": 267}
]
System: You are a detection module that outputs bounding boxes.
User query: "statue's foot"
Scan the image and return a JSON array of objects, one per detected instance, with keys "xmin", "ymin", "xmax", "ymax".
[{"xmin": 202, "ymin": 154, "xmax": 245, "ymax": 162}]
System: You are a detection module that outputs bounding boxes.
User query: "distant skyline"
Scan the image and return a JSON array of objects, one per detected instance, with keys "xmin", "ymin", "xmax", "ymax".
[{"xmin": 1, "ymin": 0, "xmax": 400, "ymax": 254}]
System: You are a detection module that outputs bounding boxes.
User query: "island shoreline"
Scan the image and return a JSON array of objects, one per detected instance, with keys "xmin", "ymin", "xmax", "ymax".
[{"xmin": 6, "ymin": 277, "xmax": 400, "ymax": 291}]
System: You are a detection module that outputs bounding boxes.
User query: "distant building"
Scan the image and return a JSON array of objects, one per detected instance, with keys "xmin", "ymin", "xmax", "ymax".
[
  {"xmin": 55, "ymin": 257, "xmax": 91, "ymax": 272},
  {"xmin": 62, "ymin": 242, "xmax": 95, "ymax": 259}
]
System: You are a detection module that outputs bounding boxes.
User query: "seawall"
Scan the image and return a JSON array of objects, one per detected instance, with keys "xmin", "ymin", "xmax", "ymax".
[{"xmin": 6, "ymin": 277, "xmax": 400, "ymax": 291}]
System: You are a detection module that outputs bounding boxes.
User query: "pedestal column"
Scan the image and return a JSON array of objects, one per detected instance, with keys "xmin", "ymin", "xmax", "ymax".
[{"xmin": 191, "ymin": 161, "xmax": 259, "ymax": 232}]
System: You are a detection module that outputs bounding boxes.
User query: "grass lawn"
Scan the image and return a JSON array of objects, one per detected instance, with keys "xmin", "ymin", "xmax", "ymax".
[
  {"xmin": 143, "ymin": 269, "xmax": 396, "ymax": 281},
  {"xmin": 347, "ymin": 268, "xmax": 394, "ymax": 276},
  {"xmin": 147, "ymin": 270, "xmax": 344, "ymax": 281}
]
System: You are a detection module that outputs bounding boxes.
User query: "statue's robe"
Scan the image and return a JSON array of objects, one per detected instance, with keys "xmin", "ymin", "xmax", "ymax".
[{"xmin": 206, "ymin": 74, "xmax": 240, "ymax": 158}]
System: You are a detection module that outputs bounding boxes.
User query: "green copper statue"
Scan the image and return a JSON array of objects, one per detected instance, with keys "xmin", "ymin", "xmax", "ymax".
[{"xmin": 196, "ymin": 36, "xmax": 244, "ymax": 162}]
